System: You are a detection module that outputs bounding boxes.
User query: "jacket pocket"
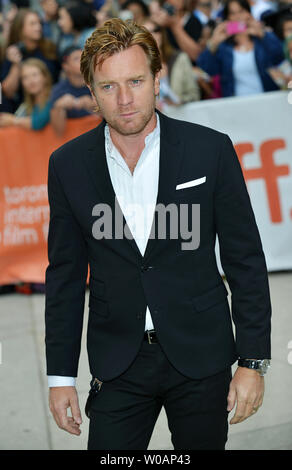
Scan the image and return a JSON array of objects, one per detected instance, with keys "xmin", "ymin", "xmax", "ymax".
[
  {"xmin": 88, "ymin": 294, "xmax": 109, "ymax": 317},
  {"xmin": 192, "ymin": 283, "xmax": 228, "ymax": 312},
  {"xmin": 176, "ymin": 176, "xmax": 206, "ymax": 190},
  {"xmin": 89, "ymin": 277, "xmax": 105, "ymax": 299}
]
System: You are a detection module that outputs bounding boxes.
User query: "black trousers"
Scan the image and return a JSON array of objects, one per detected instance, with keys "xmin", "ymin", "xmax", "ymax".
[{"xmin": 87, "ymin": 337, "xmax": 232, "ymax": 450}]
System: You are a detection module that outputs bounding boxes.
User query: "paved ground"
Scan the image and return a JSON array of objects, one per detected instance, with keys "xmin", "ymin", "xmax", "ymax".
[{"xmin": 0, "ymin": 271, "xmax": 291, "ymax": 450}]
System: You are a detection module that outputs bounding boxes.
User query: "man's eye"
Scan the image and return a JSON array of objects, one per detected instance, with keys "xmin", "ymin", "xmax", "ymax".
[
  {"xmin": 103, "ymin": 84, "xmax": 112, "ymax": 90},
  {"xmin": 131, "ymin": 80, "xmax": 141, "ymax": 85}
]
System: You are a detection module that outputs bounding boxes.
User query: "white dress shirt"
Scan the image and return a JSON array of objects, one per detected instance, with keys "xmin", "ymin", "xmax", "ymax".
[{"xmin": 48, "ymin": 113, "xmax": 160, "ymax": 387}]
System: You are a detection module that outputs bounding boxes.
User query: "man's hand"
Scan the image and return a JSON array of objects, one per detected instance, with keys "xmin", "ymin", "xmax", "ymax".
[
  {"xmin": 227, "ymin": 367, "xmax": 265, "ymax": 424},
  {"xmin": 49, "ymin": 386, "xmax": 82, "ymax": 435}
]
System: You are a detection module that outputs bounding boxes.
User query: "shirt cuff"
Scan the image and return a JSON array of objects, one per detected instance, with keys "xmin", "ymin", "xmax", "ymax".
[{"xmin": 47, "ymin": 376, "xmax": 76, "ymax": 387}]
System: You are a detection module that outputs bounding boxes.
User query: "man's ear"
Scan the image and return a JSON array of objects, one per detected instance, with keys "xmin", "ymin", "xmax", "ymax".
[
  {"xmin": 87, "ymin": 85, "xmax": 97, "ymax": 102},
  {"xmin": 87, "ymin": 84, "xmax": 100, "ymax": 113}
]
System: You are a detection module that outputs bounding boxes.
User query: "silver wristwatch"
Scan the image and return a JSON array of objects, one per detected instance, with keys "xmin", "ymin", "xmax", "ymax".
[{"xmin": 238, "ymin": 359, "xmax": 271, "ymax": 376}]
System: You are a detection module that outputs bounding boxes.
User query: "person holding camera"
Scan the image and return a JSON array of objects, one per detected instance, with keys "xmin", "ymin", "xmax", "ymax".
[
  {"xmin": 149, "ymin": 0, "xmax": 203, "ymax": 62},
  {"xmin": 196, "ymin": 0, "xmax": 284, "ymax": 97}
]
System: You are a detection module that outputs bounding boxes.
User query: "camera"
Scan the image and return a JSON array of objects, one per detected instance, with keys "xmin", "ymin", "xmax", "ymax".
[{"xmin": 162, "ymin": 2, "xmax": 176, "ymax": 16}]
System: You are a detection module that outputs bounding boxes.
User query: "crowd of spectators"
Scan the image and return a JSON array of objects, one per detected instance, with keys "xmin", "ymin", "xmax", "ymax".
[
  {"xmin": 1, "ymin": 0, "xmax": 292, "ymax": 123},
  {"xmin": 0, "ymin": 0, "xmax": 292, "ymax": 293}
]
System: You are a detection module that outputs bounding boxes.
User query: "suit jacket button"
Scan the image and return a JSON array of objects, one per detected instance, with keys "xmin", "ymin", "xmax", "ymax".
[
  {"xmin": 141, "ymin": 266, "xmax": 153, "ymax": 272},
  {"xmin": 137, "ymin": 313, "xmax": 143, "ymax": 319}
]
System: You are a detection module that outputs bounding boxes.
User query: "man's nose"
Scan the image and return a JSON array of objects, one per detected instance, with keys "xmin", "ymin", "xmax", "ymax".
[{"xmin": 117, "ymin": 86, "xmax": 133, "ymax": 106}]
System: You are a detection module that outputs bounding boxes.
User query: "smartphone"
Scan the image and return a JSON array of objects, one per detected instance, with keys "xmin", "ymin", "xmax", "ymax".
[{"xmin": 226, "ymin": 21, "xmax": 247, "ymax": 35}]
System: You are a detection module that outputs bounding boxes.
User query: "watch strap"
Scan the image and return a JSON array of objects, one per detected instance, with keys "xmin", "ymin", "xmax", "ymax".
[
  {"xmin": 238, "ymin": 359, "xmax": 261, "ymax": 369},
  {"xmin": 238, "ymin": 358, "xmax": 271, "ymax": 376}
]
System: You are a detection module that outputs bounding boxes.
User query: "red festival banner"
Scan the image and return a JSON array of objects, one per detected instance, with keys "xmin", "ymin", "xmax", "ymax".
[{"xmin": 0, "ymin": 115, "xmax": 101, "ymax": 285}]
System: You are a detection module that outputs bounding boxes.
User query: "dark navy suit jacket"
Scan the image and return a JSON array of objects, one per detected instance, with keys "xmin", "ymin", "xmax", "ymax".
[{"xmin": 45, "ymin": 110, "xmax": 272, "ymax": 381}]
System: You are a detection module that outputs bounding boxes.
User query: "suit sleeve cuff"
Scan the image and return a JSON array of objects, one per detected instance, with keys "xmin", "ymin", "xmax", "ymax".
[{"xmin": 47, "ymin": 376, "xmax": 76, "ymax": 387}]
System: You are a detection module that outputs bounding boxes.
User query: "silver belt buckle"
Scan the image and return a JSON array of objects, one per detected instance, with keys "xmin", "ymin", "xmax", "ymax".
[{"xmin": 147, "ymin": 330, "xmax": 155, "ymax": 344}]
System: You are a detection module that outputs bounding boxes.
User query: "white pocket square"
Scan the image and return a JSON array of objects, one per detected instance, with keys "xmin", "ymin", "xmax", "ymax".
[{"xmin": 176, "ymin": 176, "xmax": 206, "ymax": 190}]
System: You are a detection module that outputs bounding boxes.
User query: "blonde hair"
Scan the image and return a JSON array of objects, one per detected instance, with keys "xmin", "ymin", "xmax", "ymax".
[
  {"xmin": 80, "ymin": 18, "xmax": 162, "ymax": 92},
  {"xmin": 20, "ymin": 58, "xmax": 52, "ymax": 113}
]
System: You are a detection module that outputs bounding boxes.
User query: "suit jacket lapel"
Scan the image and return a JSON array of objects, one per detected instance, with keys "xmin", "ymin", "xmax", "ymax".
[
  {"xmin": 86, "ymin": 118, "xmax": 114, "ymax": 207},
  {"xmin": 143, "ymin": 109, "xmax": 184, "ymax": 262}
]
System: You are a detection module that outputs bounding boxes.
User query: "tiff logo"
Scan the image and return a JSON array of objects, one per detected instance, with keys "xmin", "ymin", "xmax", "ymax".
[{"xmin": 235, "ymin": 140, "xmax": 290, "ymax": 223}]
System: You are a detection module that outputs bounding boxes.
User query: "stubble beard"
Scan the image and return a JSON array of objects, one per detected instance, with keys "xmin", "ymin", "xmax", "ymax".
[{"xmin": 97, "ymin": 93, "xmax": 156, "ymax": 137}]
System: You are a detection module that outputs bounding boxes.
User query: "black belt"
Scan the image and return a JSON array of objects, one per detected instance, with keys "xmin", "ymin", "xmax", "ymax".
[{"xmin": 143, "ymin": 329, "xmax": 158, "ymax": 344}]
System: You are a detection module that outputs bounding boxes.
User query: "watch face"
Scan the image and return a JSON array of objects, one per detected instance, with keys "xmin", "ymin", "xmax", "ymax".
[{"xmin": 259, "ymin": 359, "xmax": 271, "ymax": 374}]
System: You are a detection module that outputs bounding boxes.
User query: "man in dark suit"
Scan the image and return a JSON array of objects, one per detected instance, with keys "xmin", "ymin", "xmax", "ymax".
[{"xmin": 45, "ymin": 18, "xmax": 271, "ymax": 450}]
